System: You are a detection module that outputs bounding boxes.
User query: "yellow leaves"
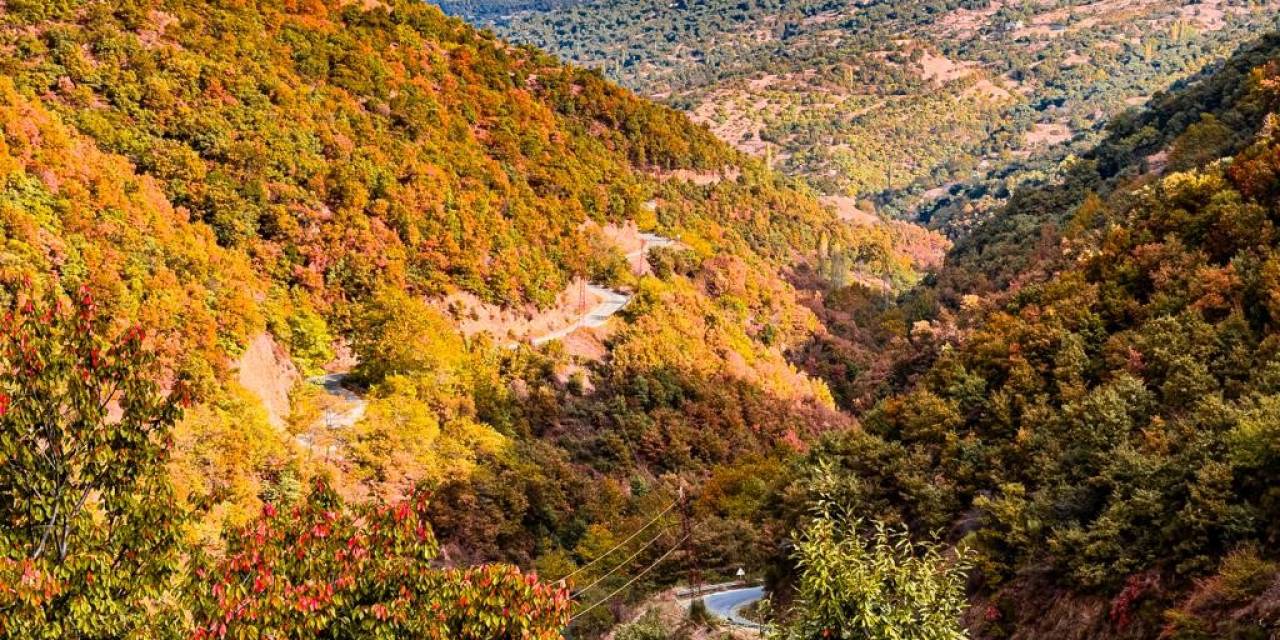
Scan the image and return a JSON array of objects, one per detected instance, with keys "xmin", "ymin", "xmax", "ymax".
[
  {"xmin": 1159, "ymin": 168, "xmax": 1230, "ymax": 207},
  {"xmin": 675, "ymin": 229, "xmax": 715, "ymax": 258},
  {"xmin": 169, "ymin": 382, "xmax": 294, "ymax": 549},
  {"xmin": 344, "ymin": 375, "xmax": 506, "ymax": 498},
  {"xmin": 347, "ymin": 390, "xmax": 444, "ymax": 491},
  {"xmin": 445, "ymin": 416, "xmax": 506, "ymax": 459},
  {"xmin": 352, "ymin": 288, "xmax": 468, "ymax": 383},
  {"xmin": 610, "ymin": 275, "xmax": 834, "ymax": 409},
  {"xmin": 571, "ymin": 524, "xmax": 619, "ymax": 567}
]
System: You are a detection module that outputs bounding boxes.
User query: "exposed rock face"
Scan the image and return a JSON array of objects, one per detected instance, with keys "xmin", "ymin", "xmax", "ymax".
[{"xmin": 235, "ymin": 333, "xmax": 299, "ymax": 429}]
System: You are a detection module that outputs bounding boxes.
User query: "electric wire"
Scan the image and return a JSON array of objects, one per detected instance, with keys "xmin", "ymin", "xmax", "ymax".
[
  {"xmin": 570, "ymin": 527, "xmax": 673, "ymax": 599},
  {"xmin": 558, "ymin": 499, "xmax": 676, "ymax": 584},
  {"xmin": 568, "ymin": 533, "xmax": 690, "ymax": 624}
]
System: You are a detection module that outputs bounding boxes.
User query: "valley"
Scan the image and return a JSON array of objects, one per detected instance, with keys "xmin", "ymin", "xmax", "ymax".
[
  {"xmin": 452, "ymin": 0, "xmax": 1280, "ymax": 232},
  {"xmin": 0, "ymin": 0, "xmax": 1279, "ymax": 639}
]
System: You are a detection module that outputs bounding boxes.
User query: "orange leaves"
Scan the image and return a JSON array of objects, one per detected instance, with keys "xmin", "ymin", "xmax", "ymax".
[{"xmin": 0, "ymin": 558, "xmax": 63, "ymax": 617}]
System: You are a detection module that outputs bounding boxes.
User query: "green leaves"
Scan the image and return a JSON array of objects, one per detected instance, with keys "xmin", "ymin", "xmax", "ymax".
[
  {"xmin": 770, "ymin": 506, "xmax": 971, "ymax": 640},
  {"xmin": 0, "ymin": 284, "xmax": 185, "ymax": 638},
  {"xmin": 0, "ymin": 284, "xmax": 574, "ymax": 638}
]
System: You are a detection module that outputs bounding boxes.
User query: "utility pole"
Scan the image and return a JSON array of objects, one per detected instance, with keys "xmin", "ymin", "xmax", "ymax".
[{"xmin": 678, "ymin": 483, "xmax": 701, "ymax": 597}]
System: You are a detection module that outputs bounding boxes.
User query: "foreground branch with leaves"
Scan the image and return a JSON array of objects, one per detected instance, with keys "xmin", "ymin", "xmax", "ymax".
[
  {"xmin": 189, "ymin": 481, "xmax": 570, "ymax": 639},
  {"xmin": 769, "ymin": 487, "xmax": 971, "ymax": 640},
  {"xmin": 0, "ymin": 285, "xmax": 570, "ymax": 639},
  {"xmin": 0, "ymin": 283, "xmax": 186, "ymax": 637}
]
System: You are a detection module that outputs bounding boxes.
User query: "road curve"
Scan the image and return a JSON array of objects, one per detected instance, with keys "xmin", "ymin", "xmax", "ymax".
[
  {"xmin": 530, "ymin": 285, "xmax": 631, "ymax": 346},
  {"xmin": 526, "ymin": 232, "xmax": 675, "ymax": 346},
  {"xmin": 702, "ymin": 586, "xmax": 764, "ymax": 629}
]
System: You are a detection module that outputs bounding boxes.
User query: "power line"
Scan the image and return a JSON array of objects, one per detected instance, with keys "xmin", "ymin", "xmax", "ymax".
[
  {"xmin": 571, "ymin": 527, "xmax": 673, "ymax": 599},
  {"xmin": 559, "ymin": 499, "xmax": 677, "ymax": 584},
  {"xmin": 568, "ymin": 533, "xmax": 690, "ymax": 624}
]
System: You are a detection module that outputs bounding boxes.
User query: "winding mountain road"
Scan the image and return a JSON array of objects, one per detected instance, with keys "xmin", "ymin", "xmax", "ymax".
[
  {"xmin": 527, "ymin": 231, "xmax": 675, "ymax": 346},
  {"xmin": 530, "ymin": 284, "xmax": 631, "ymax": 345},
  {"xmin": 702, "ymin": 586, "xmax": 765, "ymax": 630},
  {"xmin": 314, "ymin": 232, "xmax": 677, "ymax": 416},
  {"xmin": 293, "ymin": 373, "xmax": 367, "ymax": 461},
  {"xmin": 312, "ymin": 373, "xmax": 366, "ymax": 428}
]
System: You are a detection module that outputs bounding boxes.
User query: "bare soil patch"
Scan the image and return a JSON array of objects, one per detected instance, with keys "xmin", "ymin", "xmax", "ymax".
[
  {"xmin": 235, "ymin": 333, "xmax": 300, "ymax": 429},
  {"xmin": 1024, "ymin": 122, "xmax": 1073, "ymax": 147}
]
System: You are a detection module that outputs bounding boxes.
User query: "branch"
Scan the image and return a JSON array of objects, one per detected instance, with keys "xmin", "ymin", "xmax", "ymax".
[
  {"xmin": 31, "ymin": 495, "xmax": 61, "ymax": 561},
  {"xmin": 57, "ymin": 484, "xmax": 95, "ymax": 562}
]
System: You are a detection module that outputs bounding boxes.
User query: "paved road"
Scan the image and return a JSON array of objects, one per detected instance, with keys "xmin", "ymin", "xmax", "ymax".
[
  {"xmin": 531, "ymin": 285, "xmax": 632, "ymax": 345},
  {"xmin": 528, "ymin": 232, "xmax": 675, "ymax": 346},
  {"xmin": 310, "ymin": 373, "xmax": 366, "ymax": 428},
  {"xmin": 311, "ymin": 233, "xmax": 676, "ymax": 415},
  {"xmin": 702, "ymin": 586, "xmax": 765, "ymax": 629},
  {"xmin": 294, "ymin": 373, "xmax": 367, "ymax": 459}
]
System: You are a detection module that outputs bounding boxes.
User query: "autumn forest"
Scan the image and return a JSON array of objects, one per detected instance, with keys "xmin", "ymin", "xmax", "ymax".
[{"xmin": 1, "ymin": 0, "xmax": 1280, "ymax": 638}]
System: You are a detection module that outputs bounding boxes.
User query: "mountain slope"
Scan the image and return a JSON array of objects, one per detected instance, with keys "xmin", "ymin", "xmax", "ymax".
[
  {"xmin": 453, "ymin": 0, "xmax": 1280, "ymax": 229},
  {"xmin": 1, "ymin": 0, "xmax": 913, "ymax": 316},
  {"xmin": 766, "ymin": 33, "xmax": 1280, "ymax": 639},
  {"xmin": 0, "ymin": 1, "xmax": 918, "ymax": 635}
]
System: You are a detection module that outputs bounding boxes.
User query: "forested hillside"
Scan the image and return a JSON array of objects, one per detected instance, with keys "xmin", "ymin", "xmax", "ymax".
[
  {"xmin": 457, "ymin": 0, "xmax": 1280, "ymax": 233},
  {"xmin": 757, "ymin": 32, "xmax": 1280, "ymax": 639},
  {"xmin": 0, "ymin": 0, "xmax": 922, "ymax": 636},
  {"xmin": 6, "ymin": 0, "xmax": 1280, "ymax": 638}
]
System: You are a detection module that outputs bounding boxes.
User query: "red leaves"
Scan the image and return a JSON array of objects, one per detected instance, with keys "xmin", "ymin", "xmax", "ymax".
[
  {"xmin": 1109, "ymin": 573, "xmax": 1159, "ymax": 630},
  {"xmin": 190, "ymin": 479, "xmax": 570, "ymax": 638},
  {"xmin": 0, "ymin": 558, "xmax": 63, "ymax": 608},
  {"xmin": 76, "ymin": 285, "xmax": 96, "ymax": 322},
  {"xmin": 983, "ymin": 603, "xmax": 1001, "ymax": 622},
  {"xmin": 0, "ymin": 393, "xmax": 8, "ymax": 417}
]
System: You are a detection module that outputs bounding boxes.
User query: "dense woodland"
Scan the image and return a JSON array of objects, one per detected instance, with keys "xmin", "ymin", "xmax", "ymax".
[
  {"xmin": 462, "ymin": 0, "xmax": 1280, "ymax": 232},
  {"xmin": 0, "ymin": 0, "xmax": 908, "ymax": 637},
  {"xmin": 768, "ymin": 32, "xmax": 1280, "ymax": 640},
  {"xmin": 2, "ymin": 0, "xmax": 1280, "ymax": 638}
]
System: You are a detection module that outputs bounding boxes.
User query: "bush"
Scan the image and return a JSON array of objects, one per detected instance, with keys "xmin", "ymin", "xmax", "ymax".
[
  {"xmin": 616, "ymin": 609, "xmax": 675, "ymax": 640},
  {"xmin": 769, "ymin": 489, "xmax": 971, "ymax": 640},
  {"xmin": 1217, "ymin": 545, "xmax": 1278, "ymax": 604}
]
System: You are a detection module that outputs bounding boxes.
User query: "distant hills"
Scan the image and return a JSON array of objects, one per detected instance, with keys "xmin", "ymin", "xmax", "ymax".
[{"xmin": 453, "ymin": 0, "xmax": 1280, "ymax": 231}]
